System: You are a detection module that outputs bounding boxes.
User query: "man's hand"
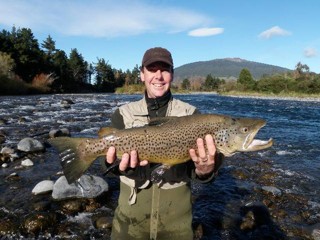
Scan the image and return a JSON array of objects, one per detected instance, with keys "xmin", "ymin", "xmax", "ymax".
[
  {"xmin": 106, "ymin": 147, "xmax": 148, "ymax": 172},
  {"xmin": 189, "ymin": 134, "xmax": 217, "ymax": 178}
]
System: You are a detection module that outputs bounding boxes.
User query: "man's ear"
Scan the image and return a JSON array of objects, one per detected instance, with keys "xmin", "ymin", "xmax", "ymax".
[{"xmin": 140, "ymin": 70, "xmax": 145, "ymax": 82}]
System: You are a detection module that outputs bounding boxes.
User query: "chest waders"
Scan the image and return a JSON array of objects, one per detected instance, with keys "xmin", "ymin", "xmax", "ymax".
[
  {"xmin": 111, "ymin": 97, "xmax": 196, "ymax": 240},
  {"xmin": 150, "ymin": 185, "xmax": 160, "ymax": 240}
]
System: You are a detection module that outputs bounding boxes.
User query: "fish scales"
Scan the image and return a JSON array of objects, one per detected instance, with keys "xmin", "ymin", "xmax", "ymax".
[
  {"xmin": 99, "ymin": 116, "xmax": 219, "ymax": 163},
  {"xmin": 48, "ymin": 114, "xmax": 273, "ymax": 184}
]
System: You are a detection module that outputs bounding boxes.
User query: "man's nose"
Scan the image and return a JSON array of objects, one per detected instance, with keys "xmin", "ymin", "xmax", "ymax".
[{"xmin": 154, "ymin": 69, "xmax": 163, "ymax": 79}]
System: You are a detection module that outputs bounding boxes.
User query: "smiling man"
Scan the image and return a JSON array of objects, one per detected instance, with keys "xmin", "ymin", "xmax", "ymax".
[{"xmin": 102, "ymin": 47, "xmax": 224, "ymax": 240}]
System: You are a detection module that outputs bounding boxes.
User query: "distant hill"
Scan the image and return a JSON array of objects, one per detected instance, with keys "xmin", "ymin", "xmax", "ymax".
[{"xmin": 174, "ymin": 58, "xmax": 291, "ymax": 80}]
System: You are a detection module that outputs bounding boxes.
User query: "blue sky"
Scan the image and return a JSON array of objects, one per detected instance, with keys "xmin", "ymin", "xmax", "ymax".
[{"xmin": 1, "ymin": 0, "xmax": 319, "ymax": 73}]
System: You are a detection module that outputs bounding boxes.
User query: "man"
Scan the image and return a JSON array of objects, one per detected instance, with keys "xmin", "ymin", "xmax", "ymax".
[{"xmin": 102, "ymin": 47, "xmax": 223, "ymax": 240}]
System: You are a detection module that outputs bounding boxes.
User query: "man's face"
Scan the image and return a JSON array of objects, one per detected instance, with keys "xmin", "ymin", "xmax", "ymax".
[{"xmin": 141, "ymin": 62, "xmax": 173, "ymax": 98}]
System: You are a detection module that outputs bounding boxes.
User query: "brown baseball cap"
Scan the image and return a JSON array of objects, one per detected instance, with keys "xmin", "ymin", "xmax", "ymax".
[{"xmin": 141, "ymin": 47, "xmax": 173, "ymax": 67}]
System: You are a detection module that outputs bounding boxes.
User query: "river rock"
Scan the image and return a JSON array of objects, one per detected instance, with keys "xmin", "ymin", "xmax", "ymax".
[
  {"xmin": 0, "ymin": 134, "xmax": 5, "ymax": 144},
  {"xmin": 32, "ymin": 180, "xmax": 54, "ymax": 195},
  {"xmin": 261, "ymin": 186, "xmax": 282, "ymax": 196},
  {"xmin": 61, "ymin": 99, "xmax": 74, "ymax": 105},
  {"xmin": 52, "ymin": 175, "xmax": 109, "ymax": 200},
  {"xmin": 49, "ymin": 128, "xmax": 70, "ymax": 138},
  {"xmin": 0, "ymin": 153, "xmax": 10, "ymax": 163},
  {"xmin": 311, "ymin": 223, "xmax": 320, "ymax": 240},
  {"xmin": 0, "ymin": 118, "xmax": 8, "ymax": 125},
  {"xmin": 0, "ymin": 218, "xmax": 16, "ymax": 235},
  {"xmin": 60, "ymin": 199, "xmax": 86, "ymax": 214},
  {"xmin": 95, "ymin": 216, "xmax": 113, "ymax": 229},
  {"xmin": 21, "ymin": 158, "xmax": 34, "ymax": 167},
  {"xmin": 23, "ymin": 212, "xmax": 57, "ymax": 235},
  {"xmin": 17, "ymin": 137, "xmax": 44, "ymax": 153},
  {"xmin": 1, "ymin": 146, "xmax": 15, "ymax": 154}
]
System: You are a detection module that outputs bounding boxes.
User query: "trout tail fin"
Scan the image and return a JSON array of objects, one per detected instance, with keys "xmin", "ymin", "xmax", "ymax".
[{"xmin": 48, "ymin": 137, "xmax": 93, "ymax": 184}]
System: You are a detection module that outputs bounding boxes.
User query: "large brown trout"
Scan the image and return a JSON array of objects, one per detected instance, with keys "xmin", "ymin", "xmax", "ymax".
[{"xmin": 48, "ymin": 114, "xmax": 273, "ymax": 184}]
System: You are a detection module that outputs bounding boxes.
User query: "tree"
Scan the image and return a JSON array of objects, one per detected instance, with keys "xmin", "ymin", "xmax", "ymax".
[
  {"xmin": 295, "ymin": 62, "xmax": 310, "ymax": 75},
  {"xmin": 94, "ymin": 58, "xmax": 116, "ymax": 92},
  {"xmin": 181, "ymin": 78, "xmax": 191, "ymax": 90},
  {"xmin": 0, "ymin": 51, "xmax": 15, "ymax": 77},
  {"xmin": 203, "ymin": 74, "xmax": 221, "ymax": 91},
  {"xmin": 69, "ymin": 48, "xmax": 88, "ymax": 84},
  {"xmin": 294, "ymin": 62, "xmax": 310, "ymax": 80},
  {"xmin": 51, "ymin": 49, "xmax": 70, "ymax": 91},
  {"xmin": 10, "ymin": 27, "xmax": 44, "ymax": 82},
  {"xmin": 238, "ymin": 68, "xmax": 255, "ymax": 90},
  {"xmin": 41, "ymin": 35, "xmax": 56, "ymax": 57},
  {"xmin": 0, "ymin": 29, "xmax": 14, "ymax": 54}
]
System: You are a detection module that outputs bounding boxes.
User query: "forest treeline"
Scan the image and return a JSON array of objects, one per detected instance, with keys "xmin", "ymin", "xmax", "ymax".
[
  {"xmin": 179, "ymin": 65, "xmax": 320, "ymax": 95},
  {"xmin": 1, "ymin": 26, "xmax": 320, "ymax": 95},
  {"xmin": 0, "ymin": 27, "xmax": 141, "ymax": 95}
]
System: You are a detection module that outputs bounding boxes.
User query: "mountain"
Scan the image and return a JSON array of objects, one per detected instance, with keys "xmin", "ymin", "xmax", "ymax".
[{"xmin": 174, "ymin": 58, "xmax": 291, "ymax": 80}]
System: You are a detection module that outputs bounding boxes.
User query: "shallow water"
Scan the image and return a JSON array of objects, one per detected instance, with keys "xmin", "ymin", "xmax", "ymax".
[{"xmin": 0, "ymin": 93, "xmax": 319, "ymax": 239}]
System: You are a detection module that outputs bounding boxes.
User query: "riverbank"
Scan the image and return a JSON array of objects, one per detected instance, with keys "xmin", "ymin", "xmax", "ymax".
[
  {"xmin": 114, "ymin": 87, "xmax": 320, "ymax": 102},
  {"xmin": 219, "ymin": 91, "xmax": 320, "ymax": 102}
]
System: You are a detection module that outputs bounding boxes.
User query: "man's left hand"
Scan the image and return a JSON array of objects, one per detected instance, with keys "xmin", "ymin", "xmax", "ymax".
[{"xmin": 189, "ymin": 134, "xmax": 216, "ymax": 178}]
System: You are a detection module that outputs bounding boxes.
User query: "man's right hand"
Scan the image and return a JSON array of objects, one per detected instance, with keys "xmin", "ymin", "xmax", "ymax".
[{"xmin": 106, "ymin": 147, "xmax": 148, "ymax": 172}]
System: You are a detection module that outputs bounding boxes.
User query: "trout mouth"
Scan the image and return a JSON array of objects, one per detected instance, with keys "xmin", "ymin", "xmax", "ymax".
[
  {"xmin": 243, "ymin": 120, "xmax": 273, "ymax": 151},
  {"xmin": 245, "ymin": 138, "xmax": 273, "ymax": 151}
]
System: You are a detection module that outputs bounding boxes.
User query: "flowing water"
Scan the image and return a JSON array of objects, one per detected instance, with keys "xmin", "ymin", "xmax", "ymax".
[{"xmin": 0, "ymin": 93, "xmax": 319, "ymax": 239}]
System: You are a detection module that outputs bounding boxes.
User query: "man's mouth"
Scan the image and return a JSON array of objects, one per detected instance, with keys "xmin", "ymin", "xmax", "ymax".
[{"xmin": 152, "ymin": 83, "xmax": 164, "ymax": 88}]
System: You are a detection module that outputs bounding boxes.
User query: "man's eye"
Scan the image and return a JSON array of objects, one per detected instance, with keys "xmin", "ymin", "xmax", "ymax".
[
  {"xmin": 147, "ymin": 66, "xmax": 158, "ymax": 72},
  {"xmin": 147, "ymin": 66, "xmax": 171, "ymax": 72}
]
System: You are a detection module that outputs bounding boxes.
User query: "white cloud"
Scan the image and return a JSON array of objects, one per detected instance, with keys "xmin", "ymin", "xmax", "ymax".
[
  {"xmin": 304, "ymin": 47, "xmax": 317, "ymax": 58},
  {"xmin": 188, "ymin": 27, "xmax": 224, "ymax": 37},
  {"xmin": 0, "ymin": 0, "xmax": 213, "ymax": 38},
  {"xmin": 258, "ymin": 26, "xmax": 291, "ymax": 39}
]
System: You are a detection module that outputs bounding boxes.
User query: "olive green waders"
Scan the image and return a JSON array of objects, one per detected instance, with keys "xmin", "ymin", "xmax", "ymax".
[{"xmin": 111, "ymin": 181, "xmax": 193, "ymax": 240}]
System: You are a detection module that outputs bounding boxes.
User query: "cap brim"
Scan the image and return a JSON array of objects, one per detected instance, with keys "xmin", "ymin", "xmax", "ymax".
[{"xmin": 144, "ymin": 58, "xmax": 173, "ymax": 67}]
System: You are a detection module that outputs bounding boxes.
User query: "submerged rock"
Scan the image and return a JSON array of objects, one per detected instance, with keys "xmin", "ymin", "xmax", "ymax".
[
  {"xmin": 52, "ymin": 175, "xmax": 109, "ymax": 200},
  {"xmin": 23, "ymin": 212, "xmax": 57, "ymax": 235},
  {"xmin": 261, "ymin": 186, "xmax": 282, "ymax": 197},
  {"xmin": 95, "ymin": 216, "xmax": 113, "ymax": 229},
  {"xmin": 0, "ymin": 134, "xmax": 5, "ymax": 144}
]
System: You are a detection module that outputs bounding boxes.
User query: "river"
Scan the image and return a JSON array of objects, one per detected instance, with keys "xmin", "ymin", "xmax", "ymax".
[{"xmin": 0, "ymin": 93, "xmax": 319, "ymax": 239}]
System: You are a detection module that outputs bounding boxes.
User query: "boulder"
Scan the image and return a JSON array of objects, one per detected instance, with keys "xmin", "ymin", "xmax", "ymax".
[
  {"xmin": 52, "ymin": 175, "xmax": 109, "ymax": 200},
  {"xmin": 17, "ymin": 138, "xmax": 44, "ymax": 153},
  {"xmin": 32, "ymin": 180, "xmax": 54, "ymax": 195}
]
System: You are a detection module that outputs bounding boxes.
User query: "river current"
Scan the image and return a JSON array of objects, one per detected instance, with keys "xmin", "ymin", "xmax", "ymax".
[{"xmin": 0, "ymin": 93, "xmax": 319, "ymax": 239}]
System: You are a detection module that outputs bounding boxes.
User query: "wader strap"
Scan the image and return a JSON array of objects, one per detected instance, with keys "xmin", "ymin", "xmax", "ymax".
[{"xmin": 150, "ymin": 184, "xmax": 160, "ymax": 240}]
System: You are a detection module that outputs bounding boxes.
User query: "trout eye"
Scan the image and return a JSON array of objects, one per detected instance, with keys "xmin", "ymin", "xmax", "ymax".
[{"xmin": 241, "ymin": 127, "xmax": 249, "ymax": 133}]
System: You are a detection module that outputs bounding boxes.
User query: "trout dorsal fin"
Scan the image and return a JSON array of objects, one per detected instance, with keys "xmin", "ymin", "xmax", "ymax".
[
  {"xmin": 148, "ymin": 116, "xmax": 178, "ymax": 126},
  {"xmin": 98, "ymin": 127, "xmax": 119, "ymax": 138}
]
